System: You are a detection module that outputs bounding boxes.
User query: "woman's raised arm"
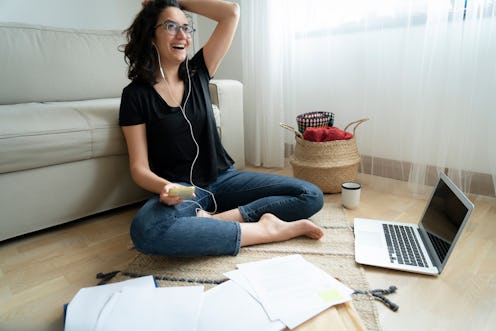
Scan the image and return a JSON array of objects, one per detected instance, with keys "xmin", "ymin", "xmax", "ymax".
[{"xmin": 180, "ymin": 0, "xmax": 240, "ymax": 77}]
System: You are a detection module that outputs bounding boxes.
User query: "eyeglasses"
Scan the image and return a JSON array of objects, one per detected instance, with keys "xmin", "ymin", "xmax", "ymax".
[{"xmin": 155, "ymin": 20, "xmax": 195, "ymax": 36}]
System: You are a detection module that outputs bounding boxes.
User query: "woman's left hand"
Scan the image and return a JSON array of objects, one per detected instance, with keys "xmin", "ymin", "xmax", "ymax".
[{"xmin": 159, "ymin": 183, "xmax": 184, "ymax": 206}]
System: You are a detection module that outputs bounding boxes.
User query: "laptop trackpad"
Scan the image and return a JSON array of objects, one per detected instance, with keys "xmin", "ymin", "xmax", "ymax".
[{"xmin": 357, "ymin": 231, "xmax": 383, "ymax": 248}]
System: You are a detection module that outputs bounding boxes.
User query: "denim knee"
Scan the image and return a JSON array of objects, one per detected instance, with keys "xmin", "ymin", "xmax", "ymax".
[
  {"xmin": 237, "ymin": 177, "xmax": 324, "ymax": 222},
  {"xmin": 299, "ymin": 180, "xmax": 325, "ymax": 217},
  {"xmin": 129, "ymin": 214, "xmax": 155, "ymax": 255}
]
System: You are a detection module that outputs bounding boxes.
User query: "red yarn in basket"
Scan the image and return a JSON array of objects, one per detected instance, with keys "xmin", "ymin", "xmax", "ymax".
[{"xmin": 303, "ymin": 126, "xmax": 353, "ymax": 142}]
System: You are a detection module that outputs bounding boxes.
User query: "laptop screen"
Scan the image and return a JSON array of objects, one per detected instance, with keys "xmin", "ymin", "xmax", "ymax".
[{"xmin": 419, "ymin": 172, "xmax": 473, "ymax": 270}]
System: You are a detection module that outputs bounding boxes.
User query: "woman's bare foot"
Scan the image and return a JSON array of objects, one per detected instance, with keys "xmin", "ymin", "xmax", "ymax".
[
  {"xmin": 196, "ymin": 208, "xmax": 245, "ymax": 223},
  {"xmin": 196, "ymin": 209, "xmax": 213, "ymax": 218},
  {"xmin": 240, "ymin": 213, "xmax": 324, "ymax": 247}
]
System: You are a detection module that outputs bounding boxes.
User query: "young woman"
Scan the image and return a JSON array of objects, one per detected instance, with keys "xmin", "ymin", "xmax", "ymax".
[{"xmin": 119, "ymin": 0, "xmax": 325, "ymax": 257}]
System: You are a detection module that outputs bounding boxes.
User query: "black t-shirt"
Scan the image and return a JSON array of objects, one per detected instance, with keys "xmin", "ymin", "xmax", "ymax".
[{"xmin": 119, "ymin": 49, "xmax": 234, "ymax": 186}]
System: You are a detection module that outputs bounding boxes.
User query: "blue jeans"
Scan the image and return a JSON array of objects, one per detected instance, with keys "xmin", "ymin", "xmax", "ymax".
[{"xmin": 130, "ymin": 168, "xmax": 324, "ymax": 257}]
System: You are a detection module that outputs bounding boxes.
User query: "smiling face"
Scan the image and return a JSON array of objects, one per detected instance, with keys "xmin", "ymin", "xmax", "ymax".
[{"xmin": 153, "ymin": 7, "xmax": 191, "ymax": 67}]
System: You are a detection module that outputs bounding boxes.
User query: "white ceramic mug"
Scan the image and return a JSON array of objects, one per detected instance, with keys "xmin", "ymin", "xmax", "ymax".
[{"xmin": 341, "ymin": 182, "xmax": 361, "ymax": 209}]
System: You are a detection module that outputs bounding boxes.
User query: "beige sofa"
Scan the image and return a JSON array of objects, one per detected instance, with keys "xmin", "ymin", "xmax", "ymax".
[{"xmin": 0, "ymin": 22, "xmax": 245, "ymax": 241}]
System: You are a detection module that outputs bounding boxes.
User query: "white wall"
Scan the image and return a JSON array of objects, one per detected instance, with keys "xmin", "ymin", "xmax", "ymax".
[
  {"xmin": 0, "ymin": 0, "xmax": 140, "ymax": 30},
  {"xmin": 195, "ymin": 0, "xmax": 243, "ymax": 82}
]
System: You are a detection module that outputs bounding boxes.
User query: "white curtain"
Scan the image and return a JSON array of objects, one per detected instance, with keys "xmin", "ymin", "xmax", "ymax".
[
  {"xmin": 241, "ymin": 0, "xmax": 290, "ymax": 167},
  {"xmin": 241, "ymin": 0, "xmax": 496, "ymax": 196}
]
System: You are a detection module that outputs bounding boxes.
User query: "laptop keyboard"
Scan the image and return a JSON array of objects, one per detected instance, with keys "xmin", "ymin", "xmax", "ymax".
[
  {"xmin": 427, "ymin": 232, "xmax": 450, "ymax": 262},
  {"xmin": 383, "ymin": 224, "xmax": 428, "ymax": 267}
]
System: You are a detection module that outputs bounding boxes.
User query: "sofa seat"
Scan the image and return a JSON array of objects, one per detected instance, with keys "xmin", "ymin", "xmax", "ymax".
[{"xmin": 0, "ymin": 99, "xmax": 125, "ymax": 174}]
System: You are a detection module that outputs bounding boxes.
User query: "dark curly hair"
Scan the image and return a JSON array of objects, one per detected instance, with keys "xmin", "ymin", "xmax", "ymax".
[{"xmin": 122, "ymin": 0, "xmax": 188, "ymax": 85}]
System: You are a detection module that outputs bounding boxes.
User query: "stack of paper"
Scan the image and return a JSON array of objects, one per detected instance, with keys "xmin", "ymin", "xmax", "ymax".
[
  {"xmin": 64, "ymin": 276, "xmax": 204, "ymax": 331},
  {"xmin": 226, "ymin": 254, "xmax": 353, "ymax": 329},
  {"xmin": 64, "ymin": 255, "xmax": 353, "ymax": 331}
]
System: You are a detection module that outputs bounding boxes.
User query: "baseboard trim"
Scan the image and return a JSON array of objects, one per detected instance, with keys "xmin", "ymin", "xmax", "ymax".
[{"xmin": 360, "ymin": 155, "xmax": 495, "ymax": 197}]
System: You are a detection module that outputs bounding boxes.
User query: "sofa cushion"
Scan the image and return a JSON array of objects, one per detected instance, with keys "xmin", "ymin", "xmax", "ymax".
[
  {"xmin": 212, "ymin": 104, "xmax": 221, "ymax": 135},
  {"xmin": 44, "ymin": 99, "xmax": 127, "ymax": 158},
  {"xmin": 0, "ymin": 22, "xmax": 129, "ymax": 105},
  {"xmin": 0, "ymin": 98, "xmax": 126, "ymax": 174}
]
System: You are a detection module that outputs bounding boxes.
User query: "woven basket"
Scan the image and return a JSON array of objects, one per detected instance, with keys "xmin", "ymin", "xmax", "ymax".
[{"xmin": 281, "ymin": 118, "xmax": 368, "ymax": 193}]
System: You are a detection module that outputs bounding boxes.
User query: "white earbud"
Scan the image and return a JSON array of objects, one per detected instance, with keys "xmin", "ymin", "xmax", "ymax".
[
  {"xmin": 153, "ymin": 42, "xmax": 166, "ymax": 79},
  {"xmin": 159, "ymin": 65, "xmax": 165, "ymax": 80}
]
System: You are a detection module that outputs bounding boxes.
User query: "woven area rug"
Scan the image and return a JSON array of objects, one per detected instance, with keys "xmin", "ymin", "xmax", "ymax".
[{"xmin": 113, "ymin": 199, "xmax": 382, "ymax": 331}]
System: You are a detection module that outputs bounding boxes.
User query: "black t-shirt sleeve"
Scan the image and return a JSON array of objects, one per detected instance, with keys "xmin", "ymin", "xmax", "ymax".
[{"xmin": 119, "ymin": 83, "xmax": 146, "ymax": 126}]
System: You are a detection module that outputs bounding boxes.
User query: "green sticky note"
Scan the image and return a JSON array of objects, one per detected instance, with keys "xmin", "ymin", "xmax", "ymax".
[{"xmin": 319, "ymin": 288, "xmax": 343, "ymax": 302}]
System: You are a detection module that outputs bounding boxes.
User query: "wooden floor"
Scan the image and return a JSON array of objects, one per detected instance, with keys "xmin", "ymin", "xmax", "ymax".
[{"xmin": 1, "ymin": 168, "xmax": 495, "ymax": 331}]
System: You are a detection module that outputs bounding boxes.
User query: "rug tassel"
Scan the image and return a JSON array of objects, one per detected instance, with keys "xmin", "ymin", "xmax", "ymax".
[
  {"xmin": 96, "ymin": 270, "xmax": 121, "ymax": 285},
  {"xmin": 353, "ymin": 285, "xmax": 399, "ymax": 312}
]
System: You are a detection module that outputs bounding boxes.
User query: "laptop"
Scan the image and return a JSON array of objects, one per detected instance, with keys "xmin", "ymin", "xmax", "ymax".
[{"xmin": 353, "ymin": 172, "xmax": 474, "ymax": 275}]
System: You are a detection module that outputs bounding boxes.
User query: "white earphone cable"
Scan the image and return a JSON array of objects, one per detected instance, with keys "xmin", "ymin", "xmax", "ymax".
[{"xmin": 155, "ymin": 46, "xmax": 218, "ymax": 214}]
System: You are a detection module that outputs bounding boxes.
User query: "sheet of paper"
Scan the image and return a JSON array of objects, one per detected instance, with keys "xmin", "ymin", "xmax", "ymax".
[
  {"xmin": 95, "ymin": 286, "xmax": 204, "ymax": 331},
  {"xmin": 236, "ymin": 255, "xmax": 353, "ymax": 329},
  {"xmin": 224, "ymin": 270, "xmax": 260, "ymax": 301},
  {"xmin": 197, "ymin": 280, "xmax": 285, "ymax": 331},
  {"xmin": 64, "ymin": 275, "xmax": 156, "ymax": 331},
  {"xmin": 224, "ymin": 269, "xmax": 277, "ymax": 320}
]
